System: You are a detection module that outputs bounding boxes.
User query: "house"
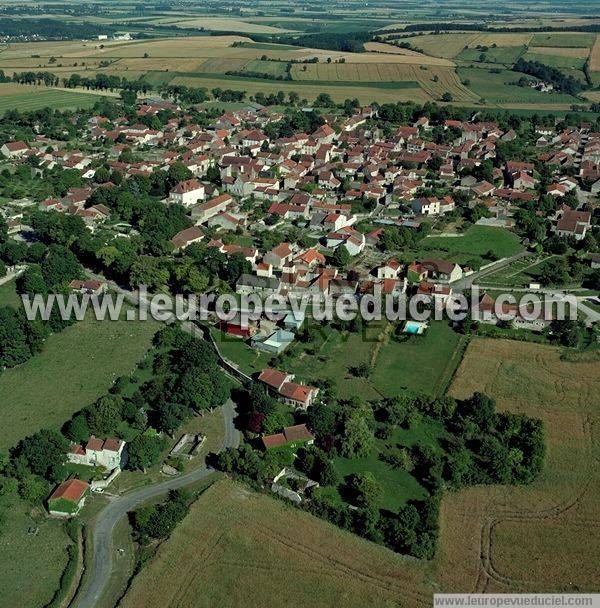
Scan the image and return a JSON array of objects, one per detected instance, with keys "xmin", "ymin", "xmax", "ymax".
[
  {"xmin": 191, "ymin": 194, "xmax": 232, "ymax": 224},
  {"xmin": 169, "ymin": 179, "xmax": 205, "ymax": 207},
  {"xmin": 47, "ymin": 479, "xmax": 90, "ymax": 517},
  {"xmin": 261, "ymin": 424, "xmax": 315, "ymax": 451},
  {"xmin": 263, "ymin": 243, "xmax": 294, "ymax": 269},
  {"xmin": 170, "ymin": 226, "xmax": 204, "ymax": 250},
  {"xmin": 422, "ymin": 259, "xmax": 463, "ymax": 283},
  {"xmin": 67, "ymin": 436, "xmax": 127, "ymax": 471},
  {"xmin": 258, "ymin": 368, "xmax": 319, "ymax": 410},
  {"xmin": 376, "ymin": 259, "xmax": 402, "ymax": 280},
  {"xmin": 69, "ymin": 279, "xmax": 107, "ymax": 295},
  {"xmin": 1, "ymin": 140, "xmax": 29, "ymax": 158},
  {"xmin": 554, "ymin": 208, "xmax": 591, "ymax": 241},
  {"xmin": 236, "ymin": 274, "xmax": 280, "ymax": 295}
]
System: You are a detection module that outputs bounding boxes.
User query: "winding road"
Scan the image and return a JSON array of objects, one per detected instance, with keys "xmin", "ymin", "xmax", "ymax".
[{"xmin": 72, "ymin": 398, "xmax": 240, "ymax": 608}]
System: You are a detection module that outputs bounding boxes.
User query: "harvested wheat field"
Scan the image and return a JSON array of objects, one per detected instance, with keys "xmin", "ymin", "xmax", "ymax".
[
  {"xmin": 364, "ymin": 41, "xmax": 427, "ymax": 57},
  {"xmin": 121, "ymin": 478, "xmax": 433, "ymax": 608},
  {"xmin": 292, "ymin": 63, "xmax": 479, "ymax": 102},
  {"xmin": 440, "ymin": 339, "xmax": 600, "ymax": 593},
  {"xmin": 590, "ymin": 34, "xmax": 600, "ymax": 71}
]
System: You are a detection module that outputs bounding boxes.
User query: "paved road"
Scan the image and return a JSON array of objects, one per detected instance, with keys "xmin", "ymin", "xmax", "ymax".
[{"xmin": 72, "ymin": 399, "xmax": 239, "ymax": 608}]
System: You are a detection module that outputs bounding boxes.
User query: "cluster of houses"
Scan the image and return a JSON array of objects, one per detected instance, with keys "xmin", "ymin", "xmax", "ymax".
[{"xmin": 1, "ymin": 98, "xmax": 597, "ymax": 344}]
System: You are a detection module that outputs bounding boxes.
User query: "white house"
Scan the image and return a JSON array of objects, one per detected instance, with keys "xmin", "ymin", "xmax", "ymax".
[
  {"xmin": 68, "ymin": 436, "xmax": 127, "ymax": 471},
  {"xmin": 169, "ymin": 179, "xmax": 205, "ymax": 207}
]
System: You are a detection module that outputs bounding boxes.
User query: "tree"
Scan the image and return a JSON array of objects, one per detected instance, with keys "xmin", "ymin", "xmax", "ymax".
[
  {"xmin": 127, "ymin": 434, "xmax": 163, "ymax": 471},
  {"xmin": 41, "ymin": 245, "xmax": 83, "ymax": 289},
  {"xmin": 13, "ymin": 429, "xmax": 69, "ymax": 482},
  {"xmin": 339, "ymin": 412, "xmax": 373, "ymax": 458},
  {"xmin": 345, "ymin": 472, "xmax": 382, "ymax": 509},
  {"xmin": 120, "ymin": 88, "xmax": 137, "ymax": 106},
  {"xmin": 64, "ymin": 413, "xmax": 90, "ymax": 444},
  {"xmin": 331, "ymin": 246, "xmax": 350, "ymax": 268},
  {"xmin": 441, "ymin": 92, "xmax": 453, "ymax": 102},
  {"xmin": 86, "ymin": 395, "xmax": 124, "ymax": 435}
]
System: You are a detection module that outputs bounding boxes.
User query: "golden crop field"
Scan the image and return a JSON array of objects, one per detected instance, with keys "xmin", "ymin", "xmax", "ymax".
[
  {"xmin": 364, "ymin": 41, "xmax": 426, "ymax": 57},
  {"xmin": 169, "ymin": 74, "xmax": 430, "ymax": 104},
  {"xmin": 443, "ymin": 339, "xmax": 600, "ymax": 593},
  {"xmin": 529, "ymin": 46, "xmax": 591, "ymax": 58},
  {"xmin": 291, "ymin": 63, "xmax": 480, "ymax": 102},
  {"xmin": 164, "ymin": 17, "xmax": 294, "ymax": 34},
  {"xmin": 121, "ymin": 479, "xmax": 432, "ymax": 608},
  {"xmin": 590, "ymin": 34, "xmax": 600, "ymax": 71}
]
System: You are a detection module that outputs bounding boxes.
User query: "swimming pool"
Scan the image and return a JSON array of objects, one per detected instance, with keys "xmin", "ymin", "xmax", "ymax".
[{"xmin": 404, "ymin": 321, "xmax": 427, "ymax": 335}]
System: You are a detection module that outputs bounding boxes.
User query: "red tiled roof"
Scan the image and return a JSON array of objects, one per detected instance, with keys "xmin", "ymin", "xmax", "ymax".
[
  {"xmin": 49, "ymin": 479, "xmax": 89, "ymax": 503},
  {"xmin": 258, "ymin": 368, "xmax": 289, "ymax": 390}
]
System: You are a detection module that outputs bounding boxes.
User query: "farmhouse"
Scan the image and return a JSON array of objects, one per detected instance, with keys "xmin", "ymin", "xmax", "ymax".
[
  {"xmin": 47, "ymin": 479, "xmax": 90, "ymax": 517},
  {"xmin": 258, "ymin": 368, "xmax": 319, "ymax": 410},
  {"xmin": 67, "ymin": 436, "xmax": 127, "ymax": 471}
]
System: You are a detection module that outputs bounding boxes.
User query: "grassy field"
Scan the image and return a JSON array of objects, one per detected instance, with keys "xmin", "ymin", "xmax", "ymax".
[
  {"xmin": 456, "ymin": 66, "xmax": 581, "ymax": 105},
  {"xmin": 531, "ymin": 32, "xmax": 597, "ymax": 48},
  {"xmin": 210, "ymin": 327, "xmax": 270, "ymax": 376},
  {"xmin": 384, "ymin": 33, "xmax": 478, "ymax": 59},
  {"xmin": 370, "ymin": 322, "xmax": 467, "ymax": 397},
  {"xmin": 439, "ymin": 339, "xmax": 600, "ymax": 593},
  {"xmin": 120, "ymin": 478, "xmax": 433, "ymax": 608},
  {"xmin": 523, "ymin": 50, "xmax": 586, "ymax": 71},
  {"xmin": 419, "ymin": 226, "xmax": 524, "ymax": 267},
  {"xmin": 0, "ymin": 493, "xmax": 72, "ymax": 608},
  {"xmin": 456, "ymin": 45, "xmax": 526, "ymax": 65},
  {"xmin": 0, "ymin": 311, "xmax": 159, "ymax": 451},
  {"xmin": 291, "ymin": 62, "xmax": 478, "ymax": 102},
  {"xmin": 0, "ymin": 83, "xmax": 105, "ymax": 115},
  {"xmin": 333, "ymin": 424, "xmax": 434, "ymax": 511}
]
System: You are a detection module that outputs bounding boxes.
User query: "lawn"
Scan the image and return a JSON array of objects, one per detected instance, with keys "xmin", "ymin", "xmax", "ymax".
[
  {"xmin": 120, "ymin": 478, "xmax": 432, "ymax": 608},
  {"xmin": 286, "ymin": 322, "xmax": 385, "ymax": 400},
  {"xmin": 209, "ymin": 326, "xmax": 271, "ymax": 376},
  {"xmin": 0, "ymin": 83, "xmax": 105, "ymax": 115},
  {"xmin": 370, "ymin": 321, "xmax": 467, "ymax": 397},
  {"xmin": 0, "ymin": 312, "xmax": 159, "ymax": 451},
  {"xmin": 420, "ymin": 225, "xmax": 524, "ymax": 266}
]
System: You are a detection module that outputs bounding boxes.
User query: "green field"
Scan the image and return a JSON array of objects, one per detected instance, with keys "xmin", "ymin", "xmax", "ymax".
[
  {"xmin": 0, "ymin": 492, "xmax": 72, "ymax": 608},
  {"xmin": 0, "ymin": 311, "xmax": 159, "ymax": 451},
  {"xmin": 456, "ymin": 45, "xmax": 526, "ymax": 65},
  {"xmin": 523, "ymin": 51, "xmax": 586, "ymax": 70},
  {"xmin": 530, "ymin": 33, "xmax": 597, "ymax": 47},
  {"xmin": 0, "ymin": 84, "xmax": 105, "ymax": 115},
  {"xmin": 371, "ymin": 321, "xmax": 467, "ymax": 397},
  {"xmin": 422, "ymin": 226, "xmax": 524, "ymax": 262},
  {"xmin": 456, "ymin": 66, "xmax": 581, "ymax": 105}
]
